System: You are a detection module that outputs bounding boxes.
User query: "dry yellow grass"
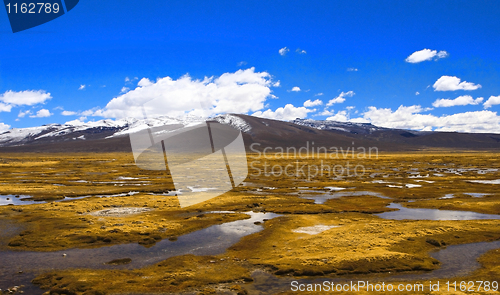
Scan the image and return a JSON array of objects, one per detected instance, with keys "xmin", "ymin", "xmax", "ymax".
[{"xmin": 0, "ymin": 151, "xmax": 498, "ymax": 294}]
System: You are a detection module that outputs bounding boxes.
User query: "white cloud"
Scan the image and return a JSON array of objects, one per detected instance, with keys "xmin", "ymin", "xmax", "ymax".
[
  {"xmin": 291, "ymin": 86, "xmax": 301, "ymax": 92},
  {"xmin": 237, "ymin": 61, "xmax": 247, "ymax": 66},
  {"xmin": 0, "ymin": 122, "xmax": 10, "ymax": 132},
  {"xmin": 93, "ymin": 68, "xmax": 274, "ymax": 119},
  {"xmin": 296, "ymin": 48, "xmax": 307, "ymax": 54},
  {"xmin": 81, "ymin": 108, "xmax": 99, "ymax": 116},
  {"xmin": 30, "ymin": 109, "xmax": 52, "ymax": 118},
  {"xmin": 125, "ymin": 77, "xmax": 138, "ymax": 83},
  {"xmin": 315, "ymin": 93, "xmax": 324, "ymax": 96},
  {"xmin": 415, "ymin": 91, "xmax": 420, "ymax": 95},
  {"xmin": 347, "ymin": 68, "xmax": 358, "ymax": 72},
  {"xmin": 326, "ymin": 110, "xmax": 349, "ymax": 122},
  {"xmin": 252, "ymin": 104, "xmax": 313, "ymax": 121},
  {"xmin": 120, "ymin": 87, "xmax": 130, "ymax": 93},
  {"xmin": 315, "ymin": 109, "xmax": 334, "ymax": 116},
  {"xmin": 326, "ymin": 91, "xmax": 354, "ymax": 106},
  {"xmin": 484, "ymin": 95, "xmax": 500, "ymax": 109},
  {"xmin": 62, "ymin": 110, "xmax": 77, "ymax": 116},
  {"xmin": 273, "ymin": 81, "xmax": 281, "ymax": 87},
  {"xmin": 78, "ymin": 85, "xmax": 86, "ymax": 90},
  {"xmin": 279, "ymin": 47, "xmax": 289, "ymax": 56},
  {"xmin": 64, "ymin": 119, "xmax": 86, "ymax": 126},
  {"xmin": 433, "ymin": 76, "xmax": 481, "ymax": 91},
  {"xmin": 354, "ymin": 105, "xmax": 500, "ymax": 133},
  {"xmin": 137, "ymin": 78, "xmax": 153, "ymax": 87},
  {"xmin": 432, "ymin": 95, "xmax": 484, "ymax": 108},
  {"xmin": 405, "ymin": 49, "xmax": 449, "ymax": 63},
  {"xmin": 0, "ymin": 103, "xmax": 12, "ymax": 112},
  {"xmin": 18, "ymin": 110, "xmax": 31, "ymax": 118},
  {"xmin": 303, "ymin": 99, "xmax": 323, "ymax": 107},
  {"xmin": 0, "ymin": 90, "xmax": 51, "ymax": 106}
]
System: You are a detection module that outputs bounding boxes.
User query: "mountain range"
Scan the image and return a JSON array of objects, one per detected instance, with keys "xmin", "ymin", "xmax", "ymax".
[{"xmin": 0, "ymin": 114, "xmax": 499, "ymax": 152}]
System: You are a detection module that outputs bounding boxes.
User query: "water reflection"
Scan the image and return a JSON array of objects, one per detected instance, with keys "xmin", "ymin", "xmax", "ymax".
[
  {"xmin": 0, "ymin": 211, "xmax": 279, "ymax": 291},
  {"xmin": 245, "ymin": 241, "xmax": 500, "ymax": 294},
  {"xmin": 301, "ymin": 191, "xmax": 391, "ymax": 204},
  {"xmin": 0, "ymin": 192, "xmax": 140, "ymax": 206},
  {"xmin": 377, "ymin": 203, "xmax": 500, "ymax": 220}
]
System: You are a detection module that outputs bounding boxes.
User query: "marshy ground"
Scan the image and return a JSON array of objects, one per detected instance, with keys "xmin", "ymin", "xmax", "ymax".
[{"xmin": 0, "ymin": 151, "xmax": 499, "ymax": 294}]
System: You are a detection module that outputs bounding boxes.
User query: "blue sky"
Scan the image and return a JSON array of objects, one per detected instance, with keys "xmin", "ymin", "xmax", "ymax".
[{"xmin": 1, "ymin": 0, "xmax": 500, "ymax": 132}]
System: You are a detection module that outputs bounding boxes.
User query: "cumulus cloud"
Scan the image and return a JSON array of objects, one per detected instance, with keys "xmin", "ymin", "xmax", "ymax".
[
  {"xmin": 0, "ymin": 122, "xmax": 10, "ymax": 132},
  {"xmin": 296, "ymin": 48, "xmax": 307, "ymax": 54},
  {"xmin": 316, "ymin": 109, "xmax": 334, "ymax": 116},
  {"xmin": 405, "ymin": 49, "xmax": 449, "ymax": 63},
  {"xmin": 0, "ymin": 103, "xmax": 12, "ymax": 112},
  {"xmin": 291, "ymin": 86, "xmax": 301, "ymax": 92},
  {"xmin": 279, "ymin": 47, "xmax": 290, "ymax": 56},
  {"xmin": 30, "ymin": 109, "xmax": 52, "ymax": 118},
  {"xmin": 326, "ymin": 110, "xmax": 349, "ymax": 122},
  {"xmin": 432, "ymin": 95, "xmax": 484, "ymax": 107},
  {"xmin": 326, "ymin": 91, "xmax": 354, "ymax": 106},
  {"xmin": 237, "ymin": 61, "xmax": 247, "ymax": 66},
  {"xmin": 415, "ymin": 92, "xmax": 420, "ymax": 95},
  {"xmin": 433, "ymin": 76, "xmax": 481, "ymax": 91},
  {"xmin": 354, "ymin": 105, "xmax": 500, "ymax": 133},
  {"xmin": 484, "ymin": 95, "xmax": 500, "ymax": 109},
  {"xmin": 303, "ymin": 99, "xmax": 323, "ymax": 107},
  {"xmin": 252, "ymin": 104, "xmax": 313, "ymax": 121},
  {"xmin": 273, "ymin": 81, "xmax": 281, "ymax": 87},
  {"xmin": 347, "ymin": 68, "xmax": 358, "ymax": 72},
  {"xmin": 78, "ymin": 85, "xmax": 86, "ymax": 90},
  {"xmin": 18, "ymin": 110, "xmax": 31, "ymax": 118},
  {"xmin": 120, "ymin": 87, "xmax": 129, "ymax": 93},
  {"xmin": 315, "ymin": 93, "xmax": 323, "ymax": 96},
  {"xmin": 125, "ymin": 77, "xmax": 138, "ymax": 83},
  {"xmin": 62, "ymin": 110, "xmax": 77, "ymax": 116},
  {"xmin": 0, "ymin": 90, "xmax": 51, "ymax": 106},
  {"xmin": 92, "ymin": 68, "xmax": 274, "ymax": 119}
]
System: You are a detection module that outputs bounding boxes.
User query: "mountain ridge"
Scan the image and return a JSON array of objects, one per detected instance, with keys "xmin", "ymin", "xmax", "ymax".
[{"xmin": 0, "ymin": 114, "xmax": 499, "ymax": 152}]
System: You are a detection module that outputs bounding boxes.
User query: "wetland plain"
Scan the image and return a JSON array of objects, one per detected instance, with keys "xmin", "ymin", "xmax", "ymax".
[{"xmin": 0, "ymin": 151, "xmax": 499, "ymax": 294}]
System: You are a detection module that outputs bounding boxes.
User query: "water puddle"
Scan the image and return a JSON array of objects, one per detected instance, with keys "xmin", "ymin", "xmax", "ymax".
[
  {"xmin": 0, "ymin": 211, "xmax": 279, "ymax": 291},
  {"xmin": 439, "ymin": 193, "xmax": 490, "ymax": 199},
  {"xmin": 413, "ymin": 180, "xmax": 435, "ymax": 183},
  {"xmin": 467, "ymin": 179, "xmax": 500, "ymax": 184},
  {"xmin": 245, "ymin": 240, "xmax": 500, "ymax": 294},
  {"xmin": 377, "ymin": 203, "xmax": 500, "ymax": 220},
  {"xmin": 439, "ymin": 194, "xmax": 455, "ymax": 199},
  {"xmin": 464, "ymin": 193, "xmax": 490, "ymax": 198},
  {"xmin": 387, "ymin": 184, "xmax": 422, "ymax": 188},
  {"xmin": 0, "ymin": 192, "xmax": 140, "ymax": 206},
  {"xmin": 0, "ymin": 195, "xmax": 46, "ymax": 206},
  {"xmin": 300, "ymin": 191, "xmax": 390, "ymax": 204},
  {"xmin": 392, "ymin": 240, "xmax": 500, "ymax": 280}
]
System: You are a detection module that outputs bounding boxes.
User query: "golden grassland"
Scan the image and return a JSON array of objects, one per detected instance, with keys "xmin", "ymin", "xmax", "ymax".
[{"xmin": 0, "ymin": 151, "xmax": 499, "ymax": 294}]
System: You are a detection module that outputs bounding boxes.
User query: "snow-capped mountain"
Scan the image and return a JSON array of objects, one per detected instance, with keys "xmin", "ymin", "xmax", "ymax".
[
  {"xmin": 0, "ymin": 114, "xmax": 252, "ymax": 147},
  {"xmin": 0, "ymin": 114, "xmax": 499, "ymax": 151},
  {"xmin": 291, "ymin": 118, "xmax": 390, "ymax": 134}
]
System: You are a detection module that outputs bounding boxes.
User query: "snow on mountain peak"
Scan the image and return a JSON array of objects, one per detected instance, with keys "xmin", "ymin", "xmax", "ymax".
[
  {"xmin": 213, "ymin": 114, "xmax": 252, "ymax": 133},
  {"xmin": 0, "ymin": 114, "xmax": 252, "ymax": 146}
]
